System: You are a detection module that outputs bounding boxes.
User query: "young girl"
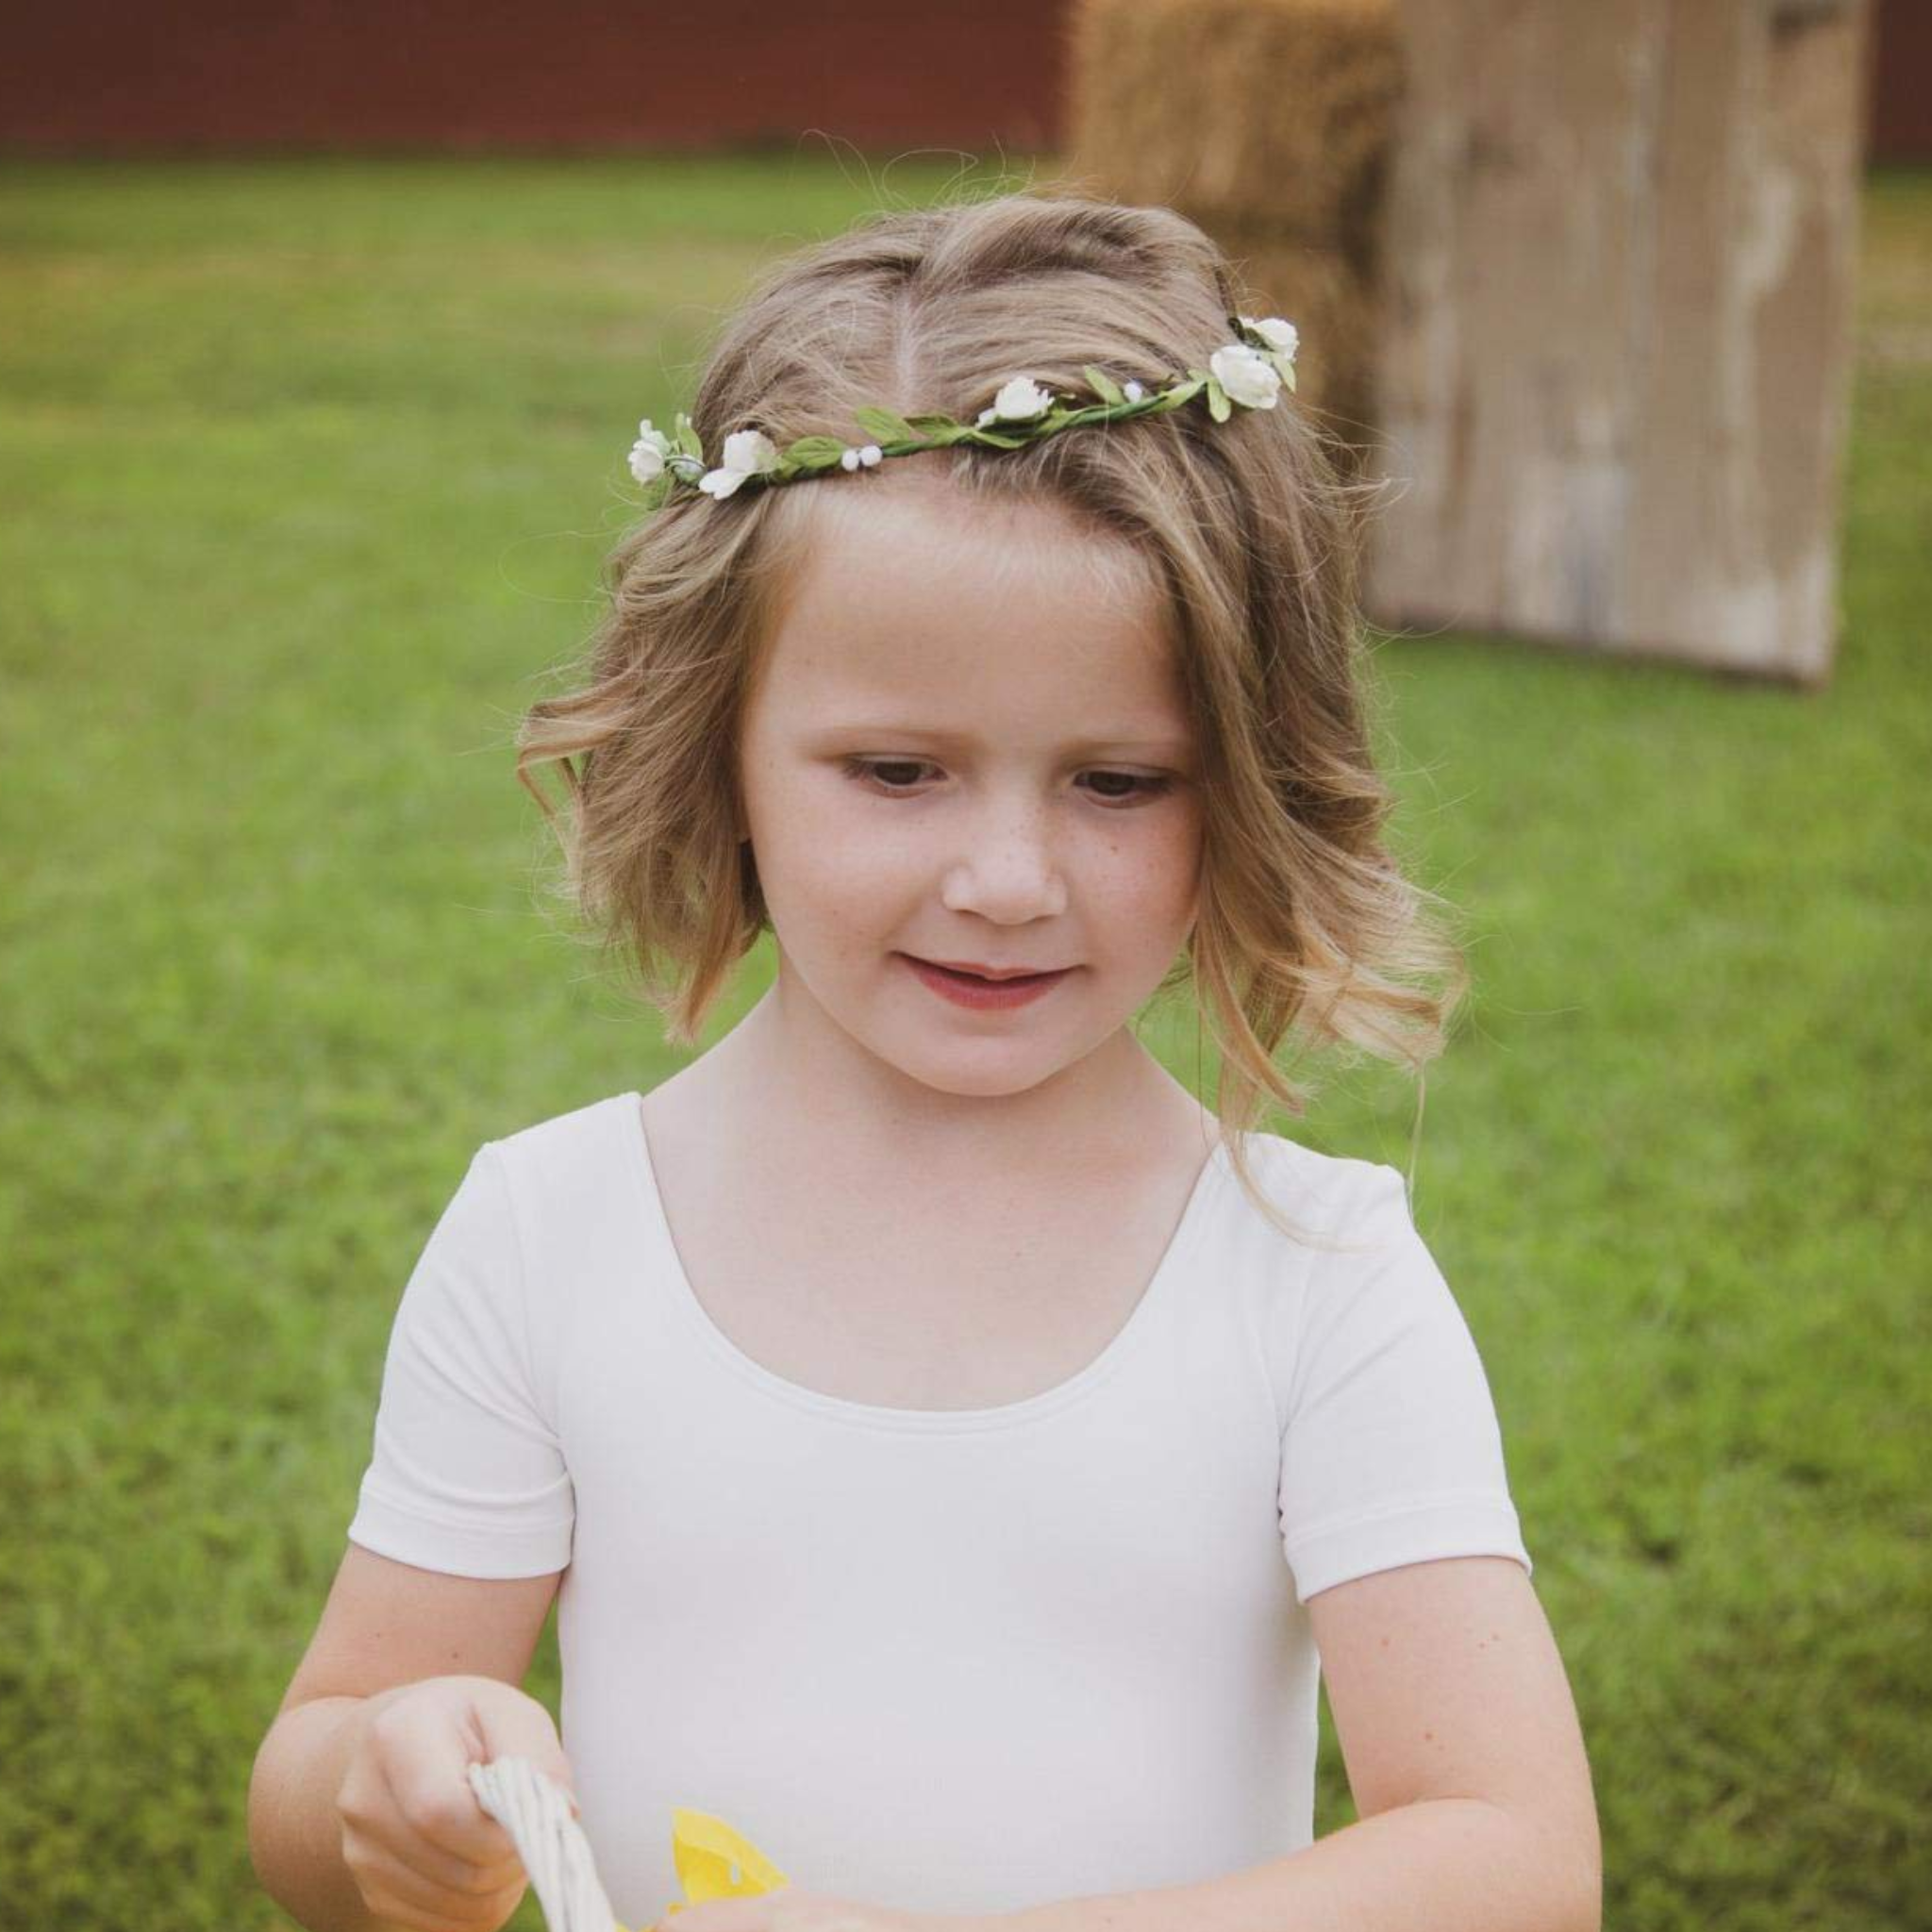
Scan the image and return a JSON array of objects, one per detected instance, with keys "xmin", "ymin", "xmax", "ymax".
[{"xmin": 249, "ymin": 192, "xmax": 1600, "ymax": 1932}]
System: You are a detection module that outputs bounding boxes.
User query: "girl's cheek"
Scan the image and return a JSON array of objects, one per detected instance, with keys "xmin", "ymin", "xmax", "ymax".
[{"xmin": 1106, "ymin": 810, "xmax": 1202, "ymax": 893}]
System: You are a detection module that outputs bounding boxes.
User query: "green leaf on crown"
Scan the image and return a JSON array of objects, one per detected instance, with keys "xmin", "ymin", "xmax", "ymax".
[
  {"xmin": 1148, "ymin": 375, "xmax": 1207, "ymax": 414},
  {"xmin": 903, "ymin": 414, "xmax": 972, "ymax": 444},
  {"xmin": 853, "ymin": 407, "xmax": 924, "ymax": 446},
  {"xmin": 1082, "ymin": 366, "xmax": 1127, "ymax": 407},
  {"xmin": 782, "ymin": 436, "xmax": 850, "ymax": 467}
]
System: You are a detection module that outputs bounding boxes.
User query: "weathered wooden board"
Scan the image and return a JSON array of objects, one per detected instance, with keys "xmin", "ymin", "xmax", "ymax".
[{"xmin": 1364, "ymin": 0, "xmax": 1873, "ymax": 683}]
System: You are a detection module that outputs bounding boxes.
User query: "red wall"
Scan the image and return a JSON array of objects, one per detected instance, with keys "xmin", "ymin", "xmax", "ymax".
[
  {"xmin": 1868, "ymin": 0, "xmax": 1932, "ymax": 164},
  {"xmin": 0, "ymin": 1, "xmax": 1069, "ymax": 156},
  {"xmin": 1, "ymin": 0, "xmax": 1923, "ymax": 162}
]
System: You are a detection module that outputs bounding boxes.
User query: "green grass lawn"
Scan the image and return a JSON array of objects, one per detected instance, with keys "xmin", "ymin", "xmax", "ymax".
[{"xmin": 2, "ymin": 154, "xmax": 1926, "ymax": 1931}]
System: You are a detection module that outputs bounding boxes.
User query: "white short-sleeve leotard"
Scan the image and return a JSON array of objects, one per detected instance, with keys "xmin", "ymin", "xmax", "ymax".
[{"xmin": 347, "ymin": 1091, "xmax": 1532, "ymax": 1926}]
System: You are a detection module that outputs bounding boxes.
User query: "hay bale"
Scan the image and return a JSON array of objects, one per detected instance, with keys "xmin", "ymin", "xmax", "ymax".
[
  {"xmin": 1066, "ymin": 0, "xmax": 1399, "ymax": 429},
  {"xmin": 1069, "ymin": 0, "xmax": 1397, "ymax": 236}
]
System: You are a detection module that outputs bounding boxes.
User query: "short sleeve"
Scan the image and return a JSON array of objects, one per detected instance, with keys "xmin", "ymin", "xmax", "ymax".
[
  {"xmin": 1277, "ymin": 1162, "xmax": 1531, "ymax": 1605},
  {"xmin": 346, "ymin": 1142, "xmax": 575, "ymax": 1577}
]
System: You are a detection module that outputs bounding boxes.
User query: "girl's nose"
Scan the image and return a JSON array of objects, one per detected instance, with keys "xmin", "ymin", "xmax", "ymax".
[{"xmin": 938, "ymin": 795, "xmax": 1070, "ymax": 922}]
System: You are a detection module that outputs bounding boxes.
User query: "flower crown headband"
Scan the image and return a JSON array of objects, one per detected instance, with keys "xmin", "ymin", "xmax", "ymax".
[{"xmin": 624, "ymin": 312, "xmax": 1299, "ymax": 507}]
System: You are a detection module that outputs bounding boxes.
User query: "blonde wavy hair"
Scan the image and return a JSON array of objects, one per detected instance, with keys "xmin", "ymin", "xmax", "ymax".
[{"xmin": 517, "ymin": 188, "xmax": 1469, "ymax": 1240}]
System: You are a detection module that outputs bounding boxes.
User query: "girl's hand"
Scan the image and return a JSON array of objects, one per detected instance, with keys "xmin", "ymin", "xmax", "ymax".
[
  {"xmin": 335, "ymin": 1673, "xmax": 578, "ymax": 1932},
  {"xmin": 658, "ymin": 1891, "xmax": 989, "ymax": 1932}
]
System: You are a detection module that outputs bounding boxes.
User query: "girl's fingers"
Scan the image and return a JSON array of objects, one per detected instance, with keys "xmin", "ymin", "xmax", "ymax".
[
  {"xmin": 343, "ymin": 1747, "xmax": 525, "ymax": 1906},
  {"xmin": 471, "ymin": 1694, "xmax": 581, "ymax": 1816},
  {"xmin": 355, "ymin": 1857, "xmax": 525, "ymax": 1932},
  {"xmin": 373, "ymin": 1713, "xmax": 522, "ymax": 1867},
  {"xmin": 353, "ymin": 1811, "xmax": 526, "ymax": 1905}
]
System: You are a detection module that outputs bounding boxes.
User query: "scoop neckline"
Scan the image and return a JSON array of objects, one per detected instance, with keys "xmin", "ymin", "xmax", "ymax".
[{"xmin": 619, "ymin": 1089, "xmax": 1231, "ymax": 1434}]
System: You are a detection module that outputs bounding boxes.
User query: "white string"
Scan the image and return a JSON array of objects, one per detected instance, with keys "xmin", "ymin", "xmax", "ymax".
[{"xmin": 468, "ymin": 1756, "xmax": 620, "ymax": 1932}]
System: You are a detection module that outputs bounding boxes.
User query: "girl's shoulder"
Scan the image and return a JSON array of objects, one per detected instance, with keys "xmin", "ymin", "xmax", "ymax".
[
  {"xmin": 1222, "ymin": 1135, "xmax": 1501, "ymax": 1493},
  {"xmin": 490, "ymin": 1087, "xmax": 641, "ymax": 1158},
  {"xmin": 1220, "ymin": 1126, "xmax": 1414, "ymax": 1253},
  {"xmin": 1231, "ymin": 1124, "xmax": 1385, "ymax": 1188},
  {"xmin": 482, "ymin": 1089, "xmax": 647, "ymax": 1224}
]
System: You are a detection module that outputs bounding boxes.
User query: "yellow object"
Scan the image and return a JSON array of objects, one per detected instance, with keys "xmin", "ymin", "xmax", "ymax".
[{"xmin": 642, "ymin": 1808, "xmax": 788, "ymax": 1926}]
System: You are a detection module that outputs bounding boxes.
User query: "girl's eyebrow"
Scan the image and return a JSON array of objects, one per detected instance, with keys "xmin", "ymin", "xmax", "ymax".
[{"xmin": 808, "ymin": 719, "xmax": 1195, "ymax": 757}]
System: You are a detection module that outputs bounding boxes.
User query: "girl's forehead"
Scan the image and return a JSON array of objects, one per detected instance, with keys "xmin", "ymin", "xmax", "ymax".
[
  {"xmin": 796, "ymin": 467, "xmax": 1157, "ymax": 595},
  {"xmin": 762, "ymin": 478, "xmax": 1179, "ymax": 697},
  {"xmin": 756, "ymin": 500, "xmax": 1186, "ymax": 740}
]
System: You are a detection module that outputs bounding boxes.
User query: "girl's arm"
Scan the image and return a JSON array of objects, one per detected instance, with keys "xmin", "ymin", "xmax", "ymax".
[
  {"xmin": 249, "ymin": 1686, "xmax": 420, "ymax": 1932},
  {"xmin": 249, "ymin": 1543, "xmax": 565, "ymax": 1931}
]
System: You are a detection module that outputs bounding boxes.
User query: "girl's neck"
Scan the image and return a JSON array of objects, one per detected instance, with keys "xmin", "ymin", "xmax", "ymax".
[{"xmin": 694, "ymin": 982, "xmax": 1214, "ymax": 1189}]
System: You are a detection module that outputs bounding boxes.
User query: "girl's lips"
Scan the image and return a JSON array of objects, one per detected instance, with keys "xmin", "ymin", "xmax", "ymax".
[{"xmin": 902, "ymin": 954, "xmax": 1072, "ymax": 1009}]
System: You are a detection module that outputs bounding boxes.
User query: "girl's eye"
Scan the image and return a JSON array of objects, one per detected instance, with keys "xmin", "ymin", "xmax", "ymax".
[
  {"xmin": 844, "ymin": 758, "xmax": 932, "ymax": 791},
  {"xmin": 840, "ymin": 758, "xmax": 1172, "ymax": 807},
  {"xmin": 1083, "ymin": 770, "xmax": 1172, "ymax": 805}
]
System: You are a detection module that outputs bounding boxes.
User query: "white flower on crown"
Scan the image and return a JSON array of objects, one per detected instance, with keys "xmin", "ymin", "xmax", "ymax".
[
  {"xmin": 975, "ymin": 375, "xmax": 1055, "ymax": 427},
  {"xmin": 1241, "ymin": 315, "xmax": 1300, "ymax": 362},
  {"xmin": 627, "ymin": 419, "xmax": 673, "ymax": 484},
  {"xmin": 839, "ymin": 444, "xmax": 885, "ymax": 472},
  {"xmin": 1209, "ymin": 342, "xmax": 1282, "ymax": 410},
  {"xmin": 698, "ymin": 427, "xmax": 782, "ymax": 500}
]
